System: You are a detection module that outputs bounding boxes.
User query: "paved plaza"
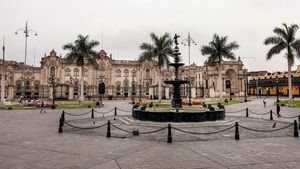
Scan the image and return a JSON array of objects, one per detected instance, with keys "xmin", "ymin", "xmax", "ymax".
[{"xmin": 0, "ymin": 97, "xmax": 300, "ymax": 169}]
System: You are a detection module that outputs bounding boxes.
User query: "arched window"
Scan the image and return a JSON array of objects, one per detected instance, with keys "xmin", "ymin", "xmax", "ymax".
[
  {"xmin": 124, "ymin": 69, "xmax": 129, "ymax": 77},
  {"xmin": 74, "ymin": 68, "xmax": 79, "ymax": 76},
  {"xmin": 116, "ymin": 69, "xmax": 121, "ymax": 77},
  {"xmin": 65, "ymin": 68, "xmax": 71, "ymax": 76},
  {"xmin": 50, "ymin": 67, "xmax": 55, "ymax": 77},
  {"xmin": 131, "ymin": 69, "xmax": 136, "ymax": 77},
  {"xmin": 145, "ymin": 69, "xmax": 150, "ymax": 79}
]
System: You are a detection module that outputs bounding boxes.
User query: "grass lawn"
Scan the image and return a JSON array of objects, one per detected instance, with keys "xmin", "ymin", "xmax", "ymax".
[
  {"xmin": 274, "ymin": 100, "xmax": 300, "ymax": 108},
  {"xmin": 5, "ymin": 102, "xmax": 102, "ymax": 110}
]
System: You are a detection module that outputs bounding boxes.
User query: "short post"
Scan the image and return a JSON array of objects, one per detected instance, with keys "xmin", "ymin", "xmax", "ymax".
[
  {"xmin": 91, "ymin": 109, "xmax": 94, "ymax": 119},
  {"xmin": 61, "ymin": 111, "xmax": 65, "ymax": 126},
  {"xmin": 132, "ymin": 129, "xmax": 139, "ymax": 136},
  {"xmin": 270, "ymin": 110, "xmax": 273, "ymax": 121},
  {"xmin": 294, "ymin": 120, "xmax": 298, "ymax": 138},
  {"xmin": 167, "ymin": 124, "xmax": 172, "ymax": 143},
  {"xmin": 114, "ymin": 107, "xmax": 117, "ymax": 120},
  {"xmin": 235, "ymin": 122, "xmax": 239, "ymax": 140},
  {"xmin": 58, "ymin": 116, "xmax": 63, "ymax": 133},
  {"xmin": 298, "ymin": 115, "xmax": 300, "ymax": 130},
  {"xmin": 106, "ymin": 120, "xmax": 111, "ymax": 138},
  {"xmin": 246, "ymin": 108, "xmax": 249, "ymax": 117}
]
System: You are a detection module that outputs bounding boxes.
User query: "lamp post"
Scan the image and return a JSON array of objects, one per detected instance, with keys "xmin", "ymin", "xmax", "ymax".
[
  {"xmin": 139, "ymin": 80, "xmax": 142, "ymax": 104},
  {"xmin": 15, "ymin": 21, "xmax": 38, "ymax": 98},
  {"xmin": 276, "ymin": 77, "xmax": 279, "ymax": 103},
  {"xmin": 1, "ymin": 35, "xmax": 5, "ymax": 103},
  {"xmin": 244, "ymin": 72, "xmax": 248, "ymax": 102},
  {"xmin": 48, "ymin": 76, "xmax": 59, "ymax": 109},
  {"xmin": 132, "ymin": 78, "xmax": 136, "ymax": 104},
  {"xmin": 181, "ymin": 33, "xmax": 197, "ymax": 106}
]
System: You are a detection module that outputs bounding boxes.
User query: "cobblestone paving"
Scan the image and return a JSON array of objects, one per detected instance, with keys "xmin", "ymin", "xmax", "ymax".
[{"xmin": 0, "ymin": 98, "xmax": 299, "ymax": 169}]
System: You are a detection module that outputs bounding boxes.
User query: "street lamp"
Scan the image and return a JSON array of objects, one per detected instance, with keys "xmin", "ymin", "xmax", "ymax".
[
  {"xmin": 48, "ymin": 76, "xmax": 59, "ymax": 109},
  {"xmin": 276, "ymin": 76, "xmax": 279, "ymax": 103},
  {"xmin": 15, "ymin": 21, "xmax": 38, "ymax": 98},
  {"xmin": 181, "ymin": 33, "xmax": 197, "ymax": 106},
  {"xmin": 139, "ymin": 80, "xmax": 143, "ymax": 104},
  {"xmin": 244, "ymin": 72, "xmax": 248, "ymax": 102},
  {"xmin": 132, "ymin": 78, "xmax": 136, "ymax": 104}
]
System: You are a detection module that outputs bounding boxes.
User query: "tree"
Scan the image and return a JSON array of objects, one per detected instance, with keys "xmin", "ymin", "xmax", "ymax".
[
  {"xmin": 201, "ymin": 34, "xmax": 239, "ymax": 100},
  {"xmin": 264, "ymin": 23, "xmax": 300, "ymax": 106},
  {"xmin": 63, "ymin": 34, "xmax": 99, "ymax": 102},
  {"xmin": 138, "ymin": 32, "xmax": 173, "ymax": 102}
]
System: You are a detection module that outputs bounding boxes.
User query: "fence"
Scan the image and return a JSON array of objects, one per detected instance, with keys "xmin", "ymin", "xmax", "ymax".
[{"xmin": 58, "ymin": 108, "xmax": 299, "ymax": 143}]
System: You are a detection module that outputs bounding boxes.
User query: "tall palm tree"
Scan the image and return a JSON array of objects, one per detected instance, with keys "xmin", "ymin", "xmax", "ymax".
[
  {"xmin": 139, "ymin": 32, "xmax": 173, "ymax": 102},
  {"xmin": 264, "ymin": 23, "xmax": 300, "ymax": 106},
  {"xmin": 201, "ymin": 34, "xmax": 239, "ymax": 100},
  {"xmin": 63, "ymin": 34, "xmax": 99, "ymax": 102}
]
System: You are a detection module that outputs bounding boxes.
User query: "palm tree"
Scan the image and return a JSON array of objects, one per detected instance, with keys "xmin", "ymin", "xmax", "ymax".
[
  {"xmin": 63, "ymin": 34, "xmax": 99, "ymax": 102},
  {"xmin": 264, "ymin": 23, "xmax": 300, "ymax": 106},
  {"xmin": 201, "ymin": 34, "xmax": 239, "ymax": 100},
  {"xmin": 139, "ymin": 32, "xmax": 173, "ymax": 102}
]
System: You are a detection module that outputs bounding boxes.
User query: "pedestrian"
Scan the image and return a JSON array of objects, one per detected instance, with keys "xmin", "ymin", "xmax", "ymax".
[
  {"xmin": 225, "ymin": 98, "xmax": 228, "ymax": 105},
  {"xmin": 276, "ymin": 103, "xmax": 281, "ymax": 117},
  {"xmin": 263, "ymin": 98, "xmax": 267, "ymax": 107},
  {"xmin": 40, "ymin": 101, "xmax": 46, "ymax": 113}
]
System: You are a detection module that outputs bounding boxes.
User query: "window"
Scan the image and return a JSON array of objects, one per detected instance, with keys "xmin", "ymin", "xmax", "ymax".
[
  {"xmin": 74, "ymin": 68, "xmax": 79, "ymax": 76},
  {"xmin": 99, "ymin": 63, "xmax": 106, "ymax": 78},
  {"xmin": 131, "ymin": 69, "xmax": 136, "ymax": 77},
  {"xmin": 145, "ymin": 69, "xmax": 150, "ymax": 79},
  {"xmin": 116, "ymin": 69, "xmax": 121, "ymax": 77},
  {"xmin": 123, "ymin": 80, "xmax": 129, "ymax": 92},
  {"xmin": 124, "ymin": 69, "xmax": 129, "ymax": 77},
  {"xmin": 84, "ymin": 69, "xmax": 88, "ymax": 76},
  {"xmin": 65, "ymin": 68, "xmax": 71, "ymax": 76},
  {"xmin": 50, "ymin": 67, "xmax": 55, "ymax": 77}
]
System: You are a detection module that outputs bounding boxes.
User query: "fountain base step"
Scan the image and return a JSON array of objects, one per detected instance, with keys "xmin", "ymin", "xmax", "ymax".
[{"xmin": 132, "ymin": 109, "xmax": 225, "ymax": 122}]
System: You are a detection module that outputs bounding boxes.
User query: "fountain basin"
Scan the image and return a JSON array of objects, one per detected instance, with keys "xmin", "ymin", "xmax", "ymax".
[{"xmin": 132, "ymin": 108, "xmax": 225, "ymax": 122}]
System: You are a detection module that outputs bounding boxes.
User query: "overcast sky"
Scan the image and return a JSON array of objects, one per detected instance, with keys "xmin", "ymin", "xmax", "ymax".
[{"xmin": 1, "ymin": 0, "xmax": 300, "ymax": 72}]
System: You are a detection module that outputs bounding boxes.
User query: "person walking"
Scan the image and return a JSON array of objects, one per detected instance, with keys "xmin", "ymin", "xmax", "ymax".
[
  {"xmin": 40, "ymin": 101, "xmax": 46, "ymax": 113},
  {"xmin": 263, "ymin": 98, "xmax": 267, "ymax": 107},
  {"xmin": 276, "ymin": 103, "xmax": 281, "ymax": 117}
]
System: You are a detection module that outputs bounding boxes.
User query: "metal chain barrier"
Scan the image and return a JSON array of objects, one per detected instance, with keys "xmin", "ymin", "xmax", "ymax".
[
  {"xmin": 239, "ymin": 123, "xmax": 294, "ymax": 132},
  {"xmin": 110, "ymin": 123, "xmax": 133, "ymax": 133},
  {"xmin": 248, "ymin": 109, "xmax": 270, "ymax": 115},
  {"xmin": 64, "ymin": 109, "xmax": 92, "ymax": 116},
  {"xmin": 139, "ymin": 127, "xmax": 168, "ymax": 135},
  {"xmin": 226, "ymin": 109, "xmax": 246, "ymax": 113},
  {"xmin": 64, "ymin": 121, "xmax": 107, "ymax": 130},
  {"xmin": 172, "ymin": 125, "xmax": 235, "ymax": 135},
  {"xmin": 94, "ymin": 108, "xmax": 115, "ymax": 114},
  {"xmin": 116, "ymin": 108, "xmax": 132, "ymax": 113}
]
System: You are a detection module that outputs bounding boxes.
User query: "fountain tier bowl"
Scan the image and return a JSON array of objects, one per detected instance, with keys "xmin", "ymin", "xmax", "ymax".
[{"xmin": 132, "ymin": 107, "xmax": 225, "ymax": 122}]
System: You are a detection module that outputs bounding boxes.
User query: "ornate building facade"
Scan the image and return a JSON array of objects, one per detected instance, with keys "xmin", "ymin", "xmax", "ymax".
[{"xmin": 0, "ymin": 49, "xmax": 247, "ymax": 100}]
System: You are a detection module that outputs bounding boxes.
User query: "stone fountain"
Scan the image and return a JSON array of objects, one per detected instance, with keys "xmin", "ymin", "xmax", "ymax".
[{"xmin": 132, "ymin": 34, "xmax": 225, "ymax": 122}]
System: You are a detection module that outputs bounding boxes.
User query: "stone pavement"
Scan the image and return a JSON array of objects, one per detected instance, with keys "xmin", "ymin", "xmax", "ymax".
[{"xmin": 0, "ymin": 98, "xmax": 299, "ymax": 169}]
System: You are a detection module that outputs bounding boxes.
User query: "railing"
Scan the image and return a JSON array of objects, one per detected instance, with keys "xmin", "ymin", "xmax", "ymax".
[{"xmin": 58, "ymin": 107, "xmax": 299, "ymax": 143}]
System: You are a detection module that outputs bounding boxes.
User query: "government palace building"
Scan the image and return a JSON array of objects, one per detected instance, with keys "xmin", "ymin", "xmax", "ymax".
[{"xmin": 0, "ymin": 49, "xmax": 247, "ymax": 100}]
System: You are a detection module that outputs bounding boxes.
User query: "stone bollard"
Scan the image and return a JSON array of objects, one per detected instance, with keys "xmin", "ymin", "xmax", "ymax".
[
  {"xmin": 246, "ymin": 108, "xmax": 249, "ymax": 117},
  {"xmin": 91, "ymin": 109, "xmax": 94, "ymax": 119},
  {"xmin": 270, "ymin": 110, "xmax": 273, "ymax": 121},
  {"xmin": 167, "ymin": 124, "xmax": 172, "ymax": 143},
  {"xmin": 235, "ymin": 122, "xmax": 239, "ymax": 140},
  {"xmin": 58, "ymin": 116, "xmax": 63, "ymax": 133},
  {"xmin": 106, "ymin": 121, "xmax": 111, "ymax": 138},
  {"xmin": 294, "ymin": 120, "xmax": 299, "ymax": 138}
]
